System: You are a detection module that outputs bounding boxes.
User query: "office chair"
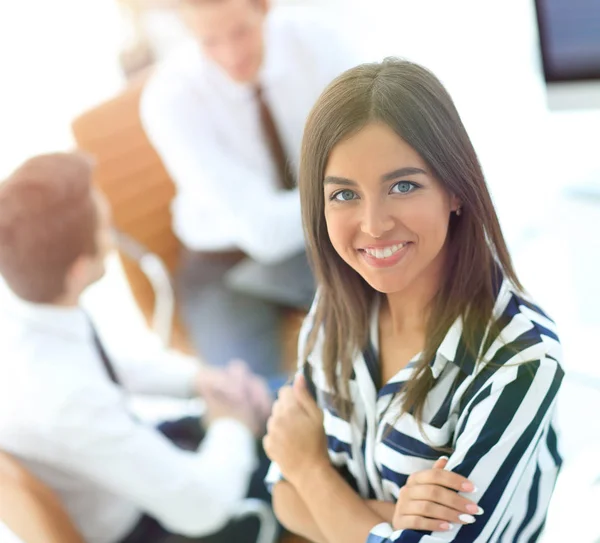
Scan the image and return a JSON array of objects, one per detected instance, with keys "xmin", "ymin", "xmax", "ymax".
[{"xmin": 0, "ymin": 452, "xmax": 84, "ymax": 543}]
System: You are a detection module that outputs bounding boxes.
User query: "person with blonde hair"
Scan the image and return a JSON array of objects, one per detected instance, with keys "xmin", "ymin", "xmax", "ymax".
[{"xmin": 264, "ymin": 59, "xmax": 564, "ymax": 543}]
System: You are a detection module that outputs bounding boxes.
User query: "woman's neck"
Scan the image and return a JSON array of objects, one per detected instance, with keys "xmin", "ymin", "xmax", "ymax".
[{"xmin": 384, "ymin": 251, "xmax": 446, "ymax": 337}]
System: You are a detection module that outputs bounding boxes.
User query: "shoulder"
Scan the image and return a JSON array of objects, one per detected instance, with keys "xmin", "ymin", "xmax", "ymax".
[
  {"xmin": 465, "ymin": 282, "xmax": 564, "ymax": 402},
  {"xmin": 484, "ymin": 282, "xmax": 562, "ymax": 368},
  {"xmin": 0, "ymin": 332, "xmax": 104, "ymax": 447}
]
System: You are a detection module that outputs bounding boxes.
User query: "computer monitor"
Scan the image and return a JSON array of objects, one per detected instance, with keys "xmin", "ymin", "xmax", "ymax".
[{"xmin": 535, "ymin": 0, "xmax": 600, "ymax": 111}]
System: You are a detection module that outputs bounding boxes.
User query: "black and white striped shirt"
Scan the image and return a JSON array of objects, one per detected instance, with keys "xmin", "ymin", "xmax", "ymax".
[{"xmin": 267, "ymin": 276, "xmax": 564, "ymax": 542}]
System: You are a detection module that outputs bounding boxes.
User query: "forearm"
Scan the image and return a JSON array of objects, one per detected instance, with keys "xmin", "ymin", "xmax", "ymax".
[
  {"xmin": 272, "ymin": 482, "xmax": 327, "ymax": 543},
  {"xmin": 117, "ymin": 350, "xmax": 199, "ymax": 398},
  {"xmin": 365, "ymin": 500, "xmax": 395, "ymax": 525},
  {"xmin": 273, "ymin": 482, "xmax": 394, "ymax": 543},
  {"xmin": 293, "ymin": 464, "xmax": 388, "ymax": 543}
]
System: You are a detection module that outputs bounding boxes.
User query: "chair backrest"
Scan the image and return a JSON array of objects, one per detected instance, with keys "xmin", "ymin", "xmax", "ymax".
[
  {"xmin": 0, "ymin": 452, "xmax": 84, "ymax": 543},
  {"xmin": 71, "ymin": 75, "xmax": 304, "ymax": 365},
  {"xmin": 71, "ymin": 75, "xmax": 193, "ymax": 352}
]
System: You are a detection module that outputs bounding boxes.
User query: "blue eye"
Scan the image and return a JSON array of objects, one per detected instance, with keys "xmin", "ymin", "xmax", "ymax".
[
  {"xmin": 332, "ymin": 189, "xmax": 358, "ymax": 202},
  {"xmin": 391, "ymin": 181, "xmax": 418, "ymax": 194}
]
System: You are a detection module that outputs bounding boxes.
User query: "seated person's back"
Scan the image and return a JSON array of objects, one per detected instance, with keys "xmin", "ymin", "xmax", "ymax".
[{"xmin": 0, "ymin": 153, "xmax": 272, "ymax": 543}]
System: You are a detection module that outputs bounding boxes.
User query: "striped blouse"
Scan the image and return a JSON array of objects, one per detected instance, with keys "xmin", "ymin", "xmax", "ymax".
[{"xmin": 267, "ymin": 276, "xmax": 564, "ymax": 542}]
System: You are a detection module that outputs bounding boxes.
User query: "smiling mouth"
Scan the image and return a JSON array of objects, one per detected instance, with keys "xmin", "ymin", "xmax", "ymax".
[{"xmin": 360, "ymin": 242, "xmax": 410, "ymax": 260}]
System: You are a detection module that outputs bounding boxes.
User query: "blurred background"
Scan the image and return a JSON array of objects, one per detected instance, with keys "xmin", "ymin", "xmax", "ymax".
[{"xmin": 0, "ymin": 0, "xmax": 599, "ymax": 540}]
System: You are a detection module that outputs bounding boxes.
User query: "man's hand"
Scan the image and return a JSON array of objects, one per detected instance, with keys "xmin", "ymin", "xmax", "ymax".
[
  {"xmin": 226, "ymin": 360, "xmax": 273, "ymax": 422},
  {"xmin": 392, "ymin": 457, "xmax": 483, "ymax": 533},
  {"xmin": 194, "ymin": 364, "xmax": 234, "ymax": 399},
  {"xmin": 202, "ymin": 387, "xmax": 263, "ymax": 437},
  {"xmin": 196, "ymin": 359, "xmax": 273, "ymax": 436}
]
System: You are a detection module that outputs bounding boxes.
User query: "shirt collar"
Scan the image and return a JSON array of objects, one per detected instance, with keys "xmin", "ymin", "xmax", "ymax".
[
  {"xmin": 429, "ymin": 269, "xmax": 508, "ymax": 379},
  {"xmin": 429, "ymin": 317, "xmax": 464, "ymax": 379},
  {"xmin": 1, "ymin": 285, "xmax": 91, "ymax": 341}
]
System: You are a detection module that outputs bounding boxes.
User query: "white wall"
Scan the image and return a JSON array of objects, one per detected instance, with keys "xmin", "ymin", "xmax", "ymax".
[{"xmin": 0, "ymin": 0, "xmax": 125, "ymax": 178}]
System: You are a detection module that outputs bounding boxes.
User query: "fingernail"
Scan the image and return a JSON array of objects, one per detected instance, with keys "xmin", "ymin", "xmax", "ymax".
[
  {"xmin": 461, "ymin": 482, "xmax": 477, "ymax": 492},
  {"xmin": 438, "ymin": 455, "xmax": 449, "ymax": 461},
  {"xmin": 439, "ymin": 522, "xmax": 453, "ymax": 531},
  {"xmin": 458, "ymin": 514, "xmax": 476, "ymax": 524},
  {"xmin": 466, "ymin": 504, "xmax": 484, "ymax": 515}
]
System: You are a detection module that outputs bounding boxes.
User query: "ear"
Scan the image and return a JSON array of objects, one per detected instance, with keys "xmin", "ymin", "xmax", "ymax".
[
  {"xmin": 64, "ymin": 255, "xmax": 92, "ymax": 295},
  {"xmin": 450, "ymin": 194, "xmax": 461, "ymax": 214}
]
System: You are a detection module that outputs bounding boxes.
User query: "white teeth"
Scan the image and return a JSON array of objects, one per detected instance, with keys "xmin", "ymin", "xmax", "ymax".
[{"xmin": 364, "ymin": 243, "xmax": 407, "ymax": 259}]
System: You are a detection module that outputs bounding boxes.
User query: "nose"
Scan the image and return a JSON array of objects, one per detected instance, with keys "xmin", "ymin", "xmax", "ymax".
[{"xmin": 360, "ymin": 199, "xmax": 394, "ymax": 239}]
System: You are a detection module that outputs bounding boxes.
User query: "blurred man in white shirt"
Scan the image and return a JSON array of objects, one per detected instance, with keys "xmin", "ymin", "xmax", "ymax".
[
  {"xmin": 0, "ymin": 153, "xmax": 273, "ymax": 543},
  {"xmin": 141, "ymin": 0, "xmax": 360, "ymax": 377}
]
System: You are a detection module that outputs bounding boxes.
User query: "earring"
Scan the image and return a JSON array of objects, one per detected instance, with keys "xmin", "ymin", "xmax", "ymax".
[{"xmin": 456, "ymin": 206, "xmax": 462, "ymax": 216}]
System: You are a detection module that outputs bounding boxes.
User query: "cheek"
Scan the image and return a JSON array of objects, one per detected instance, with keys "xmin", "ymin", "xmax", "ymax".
[
  {"xmin": 324, "ymin": 210, "xmax": 352, "ymax": 256},
  {"xmin": 409, "ymin": 205, "xmax": 450, "ymax": 254},
  {"xmin": 248, "ymin": 31, "xmax": 262, "ymax": 54}
]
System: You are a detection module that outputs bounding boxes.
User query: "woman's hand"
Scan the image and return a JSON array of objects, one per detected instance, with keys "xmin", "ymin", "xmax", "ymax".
[
  {"xmin": 393, "ymin": 457, "xmax": 484, "ymax": 533},
  {"xmin": 263, "ymin": 375, "xmax": 329, "ymax": 486}
]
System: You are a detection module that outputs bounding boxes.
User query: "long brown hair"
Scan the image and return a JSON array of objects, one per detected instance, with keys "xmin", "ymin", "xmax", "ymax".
[{"xmin": 300, "ymin": 58, "xmax": 521, "ymax": 422}]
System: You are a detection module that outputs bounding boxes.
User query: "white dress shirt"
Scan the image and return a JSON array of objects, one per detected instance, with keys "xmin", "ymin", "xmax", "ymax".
[
  {"xmin": 140, "ymin": 9, "xmax": 360, "ymax": 263},
  {"xmin": 0, "ymin": 288, "xmax": 257, "ymax": 543}
]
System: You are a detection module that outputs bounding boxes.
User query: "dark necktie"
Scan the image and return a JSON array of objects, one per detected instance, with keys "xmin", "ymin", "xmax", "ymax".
[
  {"xmin": 89, "ymin": 320, "xmax": 121, "ymax": 386},
  {"xmin": 255, "ymin": 85, "xmax": 296, "ymax": 190}
]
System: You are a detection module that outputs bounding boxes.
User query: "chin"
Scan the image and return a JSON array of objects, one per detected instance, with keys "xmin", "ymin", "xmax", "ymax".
[{"xmin": 364, "ymin": 278, "xmax": 408, "ymax": 295}]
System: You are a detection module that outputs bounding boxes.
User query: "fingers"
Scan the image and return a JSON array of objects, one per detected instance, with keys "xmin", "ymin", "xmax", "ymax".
[
  {"xmin": 292, "ymin": 374, "xmax": 321, "ymax": 421},
  {"xmin": 432, "ymin": 456, "xmax": 449, "ymax": 470},
  {"xmin": 393, "ymin": 515, "xmax": 454, "ymax": 533},
  {"xmin": 227, "ymin": 359, "xmax": 250, "ymax": 375},
  {"xmin": 403, "ymin": 484, "xmax": 482, "ymax": 517},
  {"xmin": 402, "ymin": 500, "xmax": 482, "ymax": 526},
  {"xmin": 269, "ymin": 386, "xmax": 296, "ymax": 422},
  {"xmin": 408, "ymin": 468, "xmax": 476, "ymax": 493},
  {"xmin": 248, "ymin": 376, "xmax": 273, "ymax": 419}
]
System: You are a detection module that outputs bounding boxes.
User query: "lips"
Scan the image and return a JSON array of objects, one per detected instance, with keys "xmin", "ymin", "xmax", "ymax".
[
  {"xmin": 358, "ymin": 241, "xmax": 412, "ymax": 269},
  {"xmin": 362, "ymin": 242, "xmax": 408, "ymax": 260}
]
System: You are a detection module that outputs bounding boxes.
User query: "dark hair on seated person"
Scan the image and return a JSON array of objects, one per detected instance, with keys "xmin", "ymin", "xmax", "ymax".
[{"xmin": 0, "ymin": 152, "xmax": 98, "ymax": 303}]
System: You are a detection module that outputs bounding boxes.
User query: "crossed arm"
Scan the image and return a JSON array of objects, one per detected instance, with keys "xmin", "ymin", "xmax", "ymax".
[
  {"xmin": 265, "ymin": 355, "xmax": 563, "ymax": 543},
  {"xmin": 264, "ymin": 378, "xmax": 476, "ymax": 543},
  {"xmin": 273, "ymin": 478, "xmax": 396, "ymax": 543}
]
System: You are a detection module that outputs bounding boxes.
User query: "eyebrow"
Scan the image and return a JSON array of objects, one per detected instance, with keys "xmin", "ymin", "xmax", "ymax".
[{"xmin": 324, "ymin": 167, "xmax": 428, "ymax": 186}]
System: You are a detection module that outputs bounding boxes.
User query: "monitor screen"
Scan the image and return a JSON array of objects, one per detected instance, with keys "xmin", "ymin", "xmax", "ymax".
[{"xmin": 535, "ymin": 0, "xmax": 600, "ymax": 82}]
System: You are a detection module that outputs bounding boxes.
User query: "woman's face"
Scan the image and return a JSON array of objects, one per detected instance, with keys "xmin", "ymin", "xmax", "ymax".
[{"xmin": 323, "ymin": 122, "xmax": 459, "ymax": 295}]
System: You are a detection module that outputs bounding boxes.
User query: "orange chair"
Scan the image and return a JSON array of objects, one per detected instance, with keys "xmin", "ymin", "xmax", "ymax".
[
  {"xmin": 0, "ymin": 452, "xmax": 84, "ymax": 543},
  {"xmin": 71, "ymin": 77, "xmax": 309, "ymax": 543},
  {"xmin": 71, "ymin": 75, "xmax": 303, "ymax": 367},
  {"xmin": 71, "ymin": 73, "xmax": 192, "ymax": 352}
]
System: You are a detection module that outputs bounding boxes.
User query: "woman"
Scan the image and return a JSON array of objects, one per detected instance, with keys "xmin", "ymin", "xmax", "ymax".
[{"xmin": 263, "ymin": 59, "xmax": 564, "ymax": 543}]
